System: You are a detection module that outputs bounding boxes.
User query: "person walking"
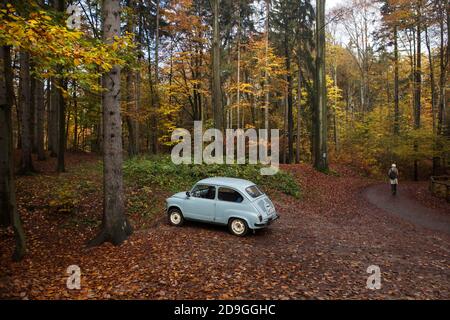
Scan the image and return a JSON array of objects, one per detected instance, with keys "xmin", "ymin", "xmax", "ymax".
[{"xmin": 388, "ymin": 164, "xmax": 399, "ymax": 195}]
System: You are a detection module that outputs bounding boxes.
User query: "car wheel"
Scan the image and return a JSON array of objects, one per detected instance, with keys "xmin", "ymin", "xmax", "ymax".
[
  {"xmin": 168, "ymin": 208, "xmax": 184, "ymax": 226},
  {"xmin": 229, "ymin": 218, "xmax": 248, "ymax": 236}
]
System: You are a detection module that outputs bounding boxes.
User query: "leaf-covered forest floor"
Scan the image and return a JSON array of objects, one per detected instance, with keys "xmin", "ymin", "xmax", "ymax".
[{"xmin": 0, "ymin": 152, "xmax": 449, "ymax": 299}]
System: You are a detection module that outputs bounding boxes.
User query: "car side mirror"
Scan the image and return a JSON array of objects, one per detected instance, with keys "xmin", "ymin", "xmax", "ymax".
[{"xmin": 186, "ymin": 191, "xmax": 190, "ymax": 197}]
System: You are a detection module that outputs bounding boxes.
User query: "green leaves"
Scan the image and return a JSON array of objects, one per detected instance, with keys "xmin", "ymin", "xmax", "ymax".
[{"xmin": 123, "ymin": 156, "xmax": 301, "ymax": 198}]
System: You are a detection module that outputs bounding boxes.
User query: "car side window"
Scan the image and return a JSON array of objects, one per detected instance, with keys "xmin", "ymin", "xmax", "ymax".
[
  {"xmin": 218, "ymin": 187, "xmax": 243, "ymax": 203},
  {"xmin": 191, "ymin": 184, "xmax": 216, "ymax": 200}
]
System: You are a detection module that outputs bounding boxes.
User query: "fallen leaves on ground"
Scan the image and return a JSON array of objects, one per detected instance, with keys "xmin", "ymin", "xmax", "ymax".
[{"xmin": 0, "ymin": 153, "xmax": 449, "ymax": 299}]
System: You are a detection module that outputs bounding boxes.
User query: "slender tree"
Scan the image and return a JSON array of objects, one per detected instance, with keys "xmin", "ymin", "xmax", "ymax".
[
  {"xmin": 393, "ymin": 24, "xmax": 399, "ymax": 135},
  {"xmin": 0, "ymin": 45, "xmax": 26, "ymax": 261},
  {"xmin": 125, "ymin": 0, "xmax": 138, "ymax": 156},
  {"xmin": 35, "ymin": 77, "xmax": 45, "ymax": 160},
  {"xmin": 55, "ymin": 0, "xmax": 66, "ymax": 172},
  {"xmin": 212, "ymin": 0, "xmax": 224, "ymax": 131},
  {"xmin": 89, "ymin": 0, "xmax": 132, "ymax": 246},
  {"xmin": 413, "ymin": 1, "xmax": 421, "ymax": 181},
  {"xmin": 264, "ymin": 0, "xmax": 270, "ymax": 130},
  {"xmin": 313, "ymin": 0, "xmax": 328, "ymax": 171},
  {"xmin": 18, "ymin": 51, "xmax": 34, "ymax": 174}
]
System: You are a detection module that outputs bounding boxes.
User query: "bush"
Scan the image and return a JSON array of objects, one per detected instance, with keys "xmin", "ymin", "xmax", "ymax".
[{"xmin": 123, "ymin": 155, "xmax": 300, "ymax": 198}]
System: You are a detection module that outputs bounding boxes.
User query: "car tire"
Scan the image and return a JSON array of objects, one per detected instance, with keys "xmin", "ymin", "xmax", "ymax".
[
  {"xmin": 168, "ymin": 208, "xmax": 184, "ymax": 227},
  {"xmin": 228, "ymin": 218, "xmax": 248, "ymax": 237}
]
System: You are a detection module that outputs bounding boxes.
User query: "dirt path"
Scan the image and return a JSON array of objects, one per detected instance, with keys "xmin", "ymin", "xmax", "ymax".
[{"xmin": 364, "ymin": 184, "xmax": 450, "ymax": 235}]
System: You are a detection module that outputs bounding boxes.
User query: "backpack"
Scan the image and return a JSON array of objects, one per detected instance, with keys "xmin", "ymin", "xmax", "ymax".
[{"xmin": 388, "ymin": 169, "xmax": 397, "ymax": 180}]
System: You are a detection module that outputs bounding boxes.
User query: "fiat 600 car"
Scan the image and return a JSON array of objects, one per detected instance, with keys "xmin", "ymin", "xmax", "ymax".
[{"xmin": 165, "ymin": 177, "xmax": 279, "ymax": 236}]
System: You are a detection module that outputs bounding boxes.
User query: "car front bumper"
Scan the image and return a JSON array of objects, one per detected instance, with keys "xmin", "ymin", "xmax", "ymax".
[{"xmin": 254, "ymin": 213, "xmax": 279, "ymax": 228}]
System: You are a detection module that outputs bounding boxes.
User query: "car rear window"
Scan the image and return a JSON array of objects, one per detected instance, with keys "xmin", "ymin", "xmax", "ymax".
[
  {"xmin": 245, "ymin": 185, "xmax": 263, "ymax": 198},
  {"xmin": 218, "ymin": 187, "xmax": 243, "ymax": 203}
]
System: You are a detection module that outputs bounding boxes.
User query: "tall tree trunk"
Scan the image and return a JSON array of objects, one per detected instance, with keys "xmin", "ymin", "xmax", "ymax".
[
  {"xmin": 35, "ymin": 77, "xmax": 45, "ymax": 160},
  {"xmin": 73, "ymin": 81, "xmax": 78, "ymax": 150},
  {"xmin": 283, "ymin": 91, "xmax": 288, "ymax": 164},
  {"xmin": 236, "ymin": 2, "xmax": 242, "ymax": 128},
  {"xmin": 413, "ymin": 4, "xmax": 421, "ymax": 181},
  {"xmin": 125, "ymin": 0, "xmax": 138, "ymax": 157},
  {"xmin": 89, "ymin": 0, "xmax": 132, "ymax": 246},
  {"xmin": 30, "ymin": 72, "xmax": 36, "ymax": 153},
  {"xmin": 437, "ymin": 2, "xmax": 445, "ymax": 135},
  {"xmin": 264, "ymin": 0, "xmax": 270, "ymax": 130},
  {"xmin": 313, "ymin": 0, "xmax": 328, "ymax": 171},
  {"xmin": 333, "ymin": 61, "xmax": 338, "ymax": 153},
  {"xmin": 48, "ymin": 77, "xmax": 58, "ymax": 157},
  {"xmin": 125, "ymin": 73, "xmax": 137, "ymax": 156},
  {"xmin": 152, "ymin": 0, "xmax": 160, "ymax": 154},
  {"xmin": 212, "ymin": 0, "xmax": 223, "ymax": 131},
  {"xmin": 425, "ymin": 25, "xmax": 439, "ymax": 175},
  {"xmin": 296, "ymin": 58, "xmax": 302, "ymax": 164},
  {"xmin": 56, "ymin": 0, "xmax": 65, "ymax": 172},
  {"xmin": 56, "ymin": 74, "xmax": 66, "ymax": 172},
  {"xmin": 0, "ymin": 45, "xmax": 26, "ymax": 261},
  {"xmin": 284, "ymin": 24, "xmax": 293, "ymax": 164},
  {"xmin": 19, "ymin": 51, "xmax": 33, "ymax": 174},
  {"xmin": 393, "ymin": 25, "xmax": 400, "ymax": 136},
  {"xmin": 236, "ymin": 4, "xmax": 241, "ymax": 128}
]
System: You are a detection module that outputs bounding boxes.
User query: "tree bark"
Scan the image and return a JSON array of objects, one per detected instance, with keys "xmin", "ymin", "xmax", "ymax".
[
  {"xmin": 212, "ymin": 0, "xmax": 224, "ymax": 131},
  {"xmin": 313, "ymin": 0, "xmax": 328, "ymax": 171},
  {"xmin": 30, "ymin": 72, "xmax": 36, "ymax": 153},
  {"xmin": 393, "ymin": 25, "xmax": 399, "ymax": 136},
  {"xmin": 18, "ymin": 51, "xmax": 33, "ymax": 174},
  {"xmin": 413, "ymin": 3, "xmax": 421, "ymax": 181},
  {"xmin": 152, "ymin": 0, "xmax": 160, "ymax": 153},
  {"xmin": 296, "ymin": 62, "xmax": 302, "ymax": 164},
  {"xmin": 264, "ymin": 0, "xmax": 270, "ymax": 130},
  {"xmin": 236, "ymin": 2, "xmax": 241, "ymax": 127},
  {"xmin": 0, "ymin": 45, "xmax": 26, "ymax": 261},
  {"xmin": 284, "ymin": 23, "xmax": 293, "ymax": 163},
  {"xmin": 48, "ymin": 77, "xmax": 58, "ymax": 157},
  {"xmin": 35, "ymin": 77, "xmax": 45, "ymax": 160},
  {"xmin": 125, "ymin": 0, "xmax": 138, "ymax": 157},
  {"xmin": 89, "ymin": 0, "xmax": 132, "ymax": 247},
  {"xmin": 56, "ymin": 74, "xmax": 66, "ymax": 172},
  {"xmin": 73, "ymin": 80, "xmax": 78, "ymax": 150},
  {"xmin": 56, "ymin": 0, "xmax": 66, "ymax": 172}
]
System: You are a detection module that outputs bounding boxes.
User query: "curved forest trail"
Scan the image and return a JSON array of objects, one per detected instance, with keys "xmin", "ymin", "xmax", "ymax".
[{"xmin": 364, "ymin": 184, "xmax": 450, "ymax": 236}]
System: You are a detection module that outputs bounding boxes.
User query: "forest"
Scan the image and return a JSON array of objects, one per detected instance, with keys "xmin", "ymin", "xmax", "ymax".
[{"xmin": 0, "ymin": 0, "xmax": 449, "ymax": 300}]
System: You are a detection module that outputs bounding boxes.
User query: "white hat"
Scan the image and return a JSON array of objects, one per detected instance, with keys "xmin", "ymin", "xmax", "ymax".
[{"xmin": 391, "ymin": 163, "xmax": 396, "ymax": 167}]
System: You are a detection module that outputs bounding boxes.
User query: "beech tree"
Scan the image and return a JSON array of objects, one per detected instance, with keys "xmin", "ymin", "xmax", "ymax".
[{"xmin": 88, "ymin": 0, "xmax": 132, "ymax": 246}]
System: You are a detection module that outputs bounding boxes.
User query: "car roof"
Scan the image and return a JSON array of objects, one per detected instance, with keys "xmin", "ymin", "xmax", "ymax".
[{"xmin": 196, "ymin": 177, "xmax": 255, "ymax": 191}]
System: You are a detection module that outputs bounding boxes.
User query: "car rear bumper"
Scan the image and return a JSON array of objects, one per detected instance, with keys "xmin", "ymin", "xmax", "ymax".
[{"xmin": 254, "ymin": 213, "xmax": 279, "ymax": 228}]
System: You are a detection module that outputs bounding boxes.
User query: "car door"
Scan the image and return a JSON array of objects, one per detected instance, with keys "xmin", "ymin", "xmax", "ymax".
[
  {"xmin": 183, "ymin": 184, "xmax": 216, "ymax": 222},
  {"xmin": 215, "ymin": 187, "xmax": 245, "ymax": 224}
]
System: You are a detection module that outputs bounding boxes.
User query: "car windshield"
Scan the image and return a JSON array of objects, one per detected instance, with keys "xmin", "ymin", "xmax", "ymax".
[{"xmin": 245, "ymin": 185, "xmax": 264, "ymax": 198}]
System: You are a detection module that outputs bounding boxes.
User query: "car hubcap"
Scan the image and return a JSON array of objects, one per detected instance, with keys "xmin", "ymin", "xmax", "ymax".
[
  {"xmin": 170, "ymin": 212, "xmax": 181, "ymax": 224},
  {"xmin": 232, "ymin": 220, "xmax": 245, "ymax": 234}
]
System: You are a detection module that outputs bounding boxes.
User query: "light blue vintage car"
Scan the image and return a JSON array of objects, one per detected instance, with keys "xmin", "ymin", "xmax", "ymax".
[{"xmin": 165, "ymin": 177, "xmax": 279, "ymax": 236}]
